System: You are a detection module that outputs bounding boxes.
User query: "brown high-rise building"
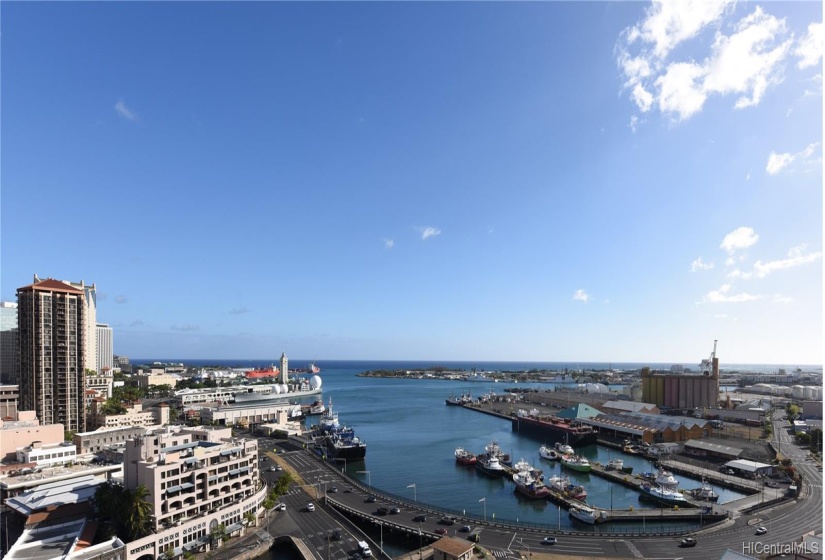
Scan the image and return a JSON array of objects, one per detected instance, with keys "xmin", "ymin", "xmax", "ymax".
[
  {"xmin": 641, "ymin": 348, "xmax": 720, "ymax": 411},
  {"xmin": 17, "ymin": 276, "xmax": 88, "ymax": 432}
]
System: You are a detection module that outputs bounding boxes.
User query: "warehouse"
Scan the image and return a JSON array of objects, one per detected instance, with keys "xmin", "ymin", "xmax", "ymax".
[{"xmin": 723, "ymin": 459, "xmax": 773, "ymax": 478}]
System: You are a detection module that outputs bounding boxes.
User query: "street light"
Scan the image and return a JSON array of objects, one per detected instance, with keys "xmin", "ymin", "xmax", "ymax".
[
  {"xmin": 479, "ymin": 497, "xmax": 486, "ymax": 522},
  {"xmin": 357, "ymin": 470, "xmax": 371, "ymax": 487},
  {"xmin": 407, "ymin": 483, "xmax": 417, "ymax": 502}
]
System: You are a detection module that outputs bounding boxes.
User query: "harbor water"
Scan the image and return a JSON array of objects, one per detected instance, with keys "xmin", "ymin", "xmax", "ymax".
[{"xmin": 291, "ymin": 365, "xmax": 748, "ymax": 532}]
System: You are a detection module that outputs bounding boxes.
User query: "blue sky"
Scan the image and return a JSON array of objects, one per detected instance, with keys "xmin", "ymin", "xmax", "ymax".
[{"xmin": 1, "ymin": 1, "xmax": 822, "ymax": 365}]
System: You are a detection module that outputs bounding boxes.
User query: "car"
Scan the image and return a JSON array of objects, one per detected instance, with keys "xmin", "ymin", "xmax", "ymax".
[
  {"xmin": 345, "ymin": 487, "xmax": 355, "ymax": 493},
  {"xmin": 439, "ymin": 516, "xmax": 456, "ymax": 525},
  {"xmin": 376, "ymin": 507, "xmax": 389, "ymax": 515},
  {"xmin": 276, "ymin": 465, "xmax": 283, "ymax": 471},
  {"xmin": 330, "ymin": 529, "xmax": 342, "ymax": 541},
  {"xmin": 459, "ymin": 526, "xmax": 471, "ymax": 533},
  {"xmin": 329, "ymin": 486, "xmax": 339, "ymax": 493},
  {"xmin": 366, "ymin": 496, "xmax": 377, "ymax": 503},
  {"xmin": 755, "ymin": 527, "xmax": 767, "ymax": 536},
  {"xmin": 680, "ymin": 537, "xmax": 697, "ymax": 547},
  {"xmin": 274, "ymin": 503, "xmax": 286, "ymax": 511},
  {"xmin": 413, "ymin": 515, "xmax": 427, "ymax": 522},
  {"xmin": 307, "ymin": 503, "xmax": 316, "ymax": 512},
  {"xmin": 390, "ymin": 507, "xmax": 400, "ymax": 514},
  {"xmin": 269, "ymin": 466, "xmax": 278, "ymax": 472},
  {"xmin": 467, "ymin": 533, "xmax": 480, "ymax": 543},
  {"xmin": 435, "ymin": 529, "xmax": 448, "ymax": 535},
  {"xmin": 541, "ymin": 537, "xmax": 557, "ymax": 545}
]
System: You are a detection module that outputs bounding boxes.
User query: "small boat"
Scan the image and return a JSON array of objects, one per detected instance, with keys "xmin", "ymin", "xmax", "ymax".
[
  {"xmin": 561, "ymin": 454, "xmax": 592, "ymax": 473},
  {"xmin": 455, "ymin": 447, "xmax": 478, "ymax": 466},
  {"xmin": 691, "ymin": 479, "xmax": 720, "ymax": 502},
  {"xmin": 539, "ymin": 446, "xmax": 560, "ymax": 460},
  {"xmin": 555, "ymin": 442, "xmax": 575, "ymax": 455},
  {"xmin": 485, "ymin": 441, "xmax": 511, "ymax": 466},
  {"xmin": 319, "ymin": 397, "xmax": 340, "ymax": 432},
  {"xmin": 569, "ymin": 505, "xmax": 602, "ymax": 524},
  {"xmin": 513, "ymin": 470, "xmax": 551, "ymax": 499},
  {"xmin": 548, "ymin": 475, "xmax": 587, "ymax": 500},
  {"xmin": 606, "ymin": 458, "xmax": 623, "ymax": 471},
  {"xmin": 304, "ymin": 400, "xmax": 326, "ymax": 416},
  {"xmin": 639, "ymin": 483, "xmax": 689, "ymax": 506},
  {"xmin": 308, "ymin": 362, "xmax": 321, "ymax": 374},
  {"xmin": 654, "ymin": 468, "xmax": 679, "ymax": 489}
]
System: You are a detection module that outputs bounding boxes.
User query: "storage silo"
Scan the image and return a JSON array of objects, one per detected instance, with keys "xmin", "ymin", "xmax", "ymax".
[
  {"xmin": 803, "ymin": 386, "xmax": 815, "ymax": 399},
  {"xmin": 792, "ymin": 385, "xmax": 805, "ymax": 399}
]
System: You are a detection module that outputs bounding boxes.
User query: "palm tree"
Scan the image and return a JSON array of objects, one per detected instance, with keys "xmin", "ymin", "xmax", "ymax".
[
  {"xmin": 244, "ymin": 511, "xmax": 255, "ymax": 527},
  {"xmin": 126, "ymin": 485, "xmax": 154, "ymax": 540}
]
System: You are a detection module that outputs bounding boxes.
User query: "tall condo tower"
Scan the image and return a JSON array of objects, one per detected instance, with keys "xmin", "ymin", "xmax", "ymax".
[
  {"xmin": 280, "ymin": 352, "xmax": 288, "ymax": 385},
  {"xmin": 17, "ymin": 276, "xmax": 88, "ymax": 432},
  {"xmin": 64, "ymin": 279, "xmax": 97, "ymax": 373},
  {"xmin": 0, "ymin": 301, "xmax": 19, "ymax": 384},
  {"xmin": 96, "ymin": 323, "xmax": 113, "ymax": 372}
]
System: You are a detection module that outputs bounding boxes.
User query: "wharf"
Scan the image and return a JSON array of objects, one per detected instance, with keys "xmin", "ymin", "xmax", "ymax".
[{"xmin": 585, "ymin": 462, "xmax": 704, "ymax": 509}]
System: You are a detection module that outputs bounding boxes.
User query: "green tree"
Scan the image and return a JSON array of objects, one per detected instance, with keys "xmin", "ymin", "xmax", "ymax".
[
  {"xmin": 210, "ymin": 523, "xmax": 227, "ymax": 546},
  {"xmin": 125, "ymin": 485, "xmax": 154, "ymax": 541},
  {"xmin": 809, "ymin": 428, "xmax": 823, "ymax": 452},
  {"xmin": 64, "ymin": 430, "xmax": 76, "ymax": 442},
  {"xmin": 796, "ymin": 432, "xmax": 812, "ymax": 446},
  {"xmin": 99, "ymin": 398, "xmax": 127, "ymax": 416},
  {"xmin": 786, "ymin": 403, "xmax": 801, "ymax": 422},
  {"xmin": 244, "ymin": 511, "xmax": 256, "ymax": 527}
]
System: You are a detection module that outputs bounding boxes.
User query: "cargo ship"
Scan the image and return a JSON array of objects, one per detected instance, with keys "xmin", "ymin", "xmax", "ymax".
[{"xmin": 512, "ymin": 410, "xmax": 597, "ymax": 446}]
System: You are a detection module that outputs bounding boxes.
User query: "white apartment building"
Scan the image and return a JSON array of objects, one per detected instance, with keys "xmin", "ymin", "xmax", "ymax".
[
  {"xmin": 123, "ymin": 426, "xmax": 266, "ymax": 560},
  {"xmin": 90, "ymin": 400, "xmax": 169, "ymax": 429},
  {"xmin": 96, "ymin": 323, "xmax": 113, "ymax": 373},
  {"xmin": 16, "ymin": 440, "xmax": 78, "ymax": 468}
]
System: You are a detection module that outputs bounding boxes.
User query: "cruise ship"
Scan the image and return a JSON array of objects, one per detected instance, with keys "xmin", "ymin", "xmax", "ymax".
[{"xmin": 175, "ymin": 375, "xmax": 322, "ymax": 406}]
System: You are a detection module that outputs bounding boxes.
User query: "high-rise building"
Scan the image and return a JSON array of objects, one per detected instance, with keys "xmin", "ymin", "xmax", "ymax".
[
  {"xmin": 64, "ymin": 279, "xmax": 97, "ymax": 373},
  {"xmin": 0, "ymin": 301, "xmax": 19, "ymax": 384},
  {"xmin": 96, "ymin": 323, "xmax": 113, "ymax": 372},
  {"xmin": 280, "ymin": 352, "xmax": 288, "ymax": 384},
  {"xmin": 17, "ymin": 276, "xmax": 88, "ymax": 432}
]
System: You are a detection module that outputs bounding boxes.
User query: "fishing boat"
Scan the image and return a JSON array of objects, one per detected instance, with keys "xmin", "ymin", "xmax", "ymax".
[
  {"xmin": 639, "ymin": 483, "xmax": 689, "ymax": 507},
  {"xmin": 561, "ymin": 455, "xmax": 592, "ymax": 473},
  {"xmin": 446, "ymin": 393, "xmax": 472, "ymax": 406},
  {"xmin": 512, "ymin": 470, "xmax": 551, "ymax": 499},
  {"xmin": 654, "ymin": 468, "xmax": 679, "ymax": 489},
  {"xmin": 512, "ymin": 458, "xmax": 542, "ymax": 479},
  {"xmin": 548, "ymin": 475, "xmax": 587, "ymax": 500},
  {"xmin": 475, "ymin": 454, "xmax": 506, "ymax": 477},
  {"xmin": 689, "ymin": 479, "xmax": 720, "ymax": 502},
  {"xmin": 485, "ymin": 441, "xmax": 511, "ymax": 466},
  {"xmin": 318, "ymin": 397, "xmax": 340, "ymax": 432},
  {"xmin": 539, "ymin": 445, "xmax": 560, "ymax": 460},
  {"xmin": 455, "ymin": 447, "xmax": 478, "ymax": 466},
  {"xmin": 569, "ymin": 505, "xmax": 602, "ymax": 524}
]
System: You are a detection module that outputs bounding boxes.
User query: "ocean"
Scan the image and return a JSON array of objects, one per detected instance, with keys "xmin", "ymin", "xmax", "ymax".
[{"xmin": 138, "ymin": 359, "xmax": 758, "ymax": 535}]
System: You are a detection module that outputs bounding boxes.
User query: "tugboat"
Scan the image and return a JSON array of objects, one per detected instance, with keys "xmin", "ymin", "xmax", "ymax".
[{"xmin": 455, "ymin": 447, "xmax": 478, "ymax": 466}]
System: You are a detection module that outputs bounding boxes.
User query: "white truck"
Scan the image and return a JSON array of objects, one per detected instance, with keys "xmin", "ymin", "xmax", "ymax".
[{"xmin": 358, "ymin": 541, "xmax": 373, "ymax": 557}]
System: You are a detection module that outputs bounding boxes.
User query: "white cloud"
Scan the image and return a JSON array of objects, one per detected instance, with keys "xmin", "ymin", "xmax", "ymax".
[
  {"xmin": 700, "ymin": 283, "xmax": 761, "ymax": 303},
  {"xmin": 766, "ymin": 151, "xmax": 794, "ymax": 175},
  {"xmin": 795, "ymin": 21, "xmax": 824, "ymax": 69},
  {"xmin": 617, "ymin": 3, "xmax": 796, "ymax": 123},
  {"xmin": 115, "ymin": 100, "xmax": 138, "ymax": 121},
  {"xmin": 383, "ymin": 239, "xmax": 395, "ymax": 249},
  {"xmin": 629, "ymin": 115, "xmax": 640, "ymax": 133},
  {"xmin": 753, "ymin": 245, "xmax": 822, "ymax": 278},
  {"xmin": 626, "ymin": 0, "xmax": 733, "ymax": 60},
  {"xmin": 418, "ymin": 226, "xmax": 441, "ymax": 240},
  {"xmin": 703, "ymin": 7, "xmax": 791, "ymax": 110},
  {"xmin": 745, "ymin": 171, "xmax": 751, "ymax": 181},
  {"xmin": 573, "ymin": 289, "xmax": 590, "ymax": 303},
  {"xmin": 766, "ymin": 143, "xmax": 821, "ymax": 175},
  {"xmin": 691, "ymin": 257, "xmax": 714, "ymax": 271},
  {"xmin": 773, "ymin": 295, "xmax": 795, "ymax": 304},
  {"xmin": 714, "ymin": 313, "xmax": 729, "ymax": 319},
  {"xmin": 720, "ymin": 226, "xmax": 759, "ymax": 254}
]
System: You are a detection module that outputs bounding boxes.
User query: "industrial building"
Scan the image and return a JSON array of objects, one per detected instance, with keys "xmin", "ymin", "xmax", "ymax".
[{"xmin": 641, "ymin": 343, "xmax": 720, "ymax": 410}]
